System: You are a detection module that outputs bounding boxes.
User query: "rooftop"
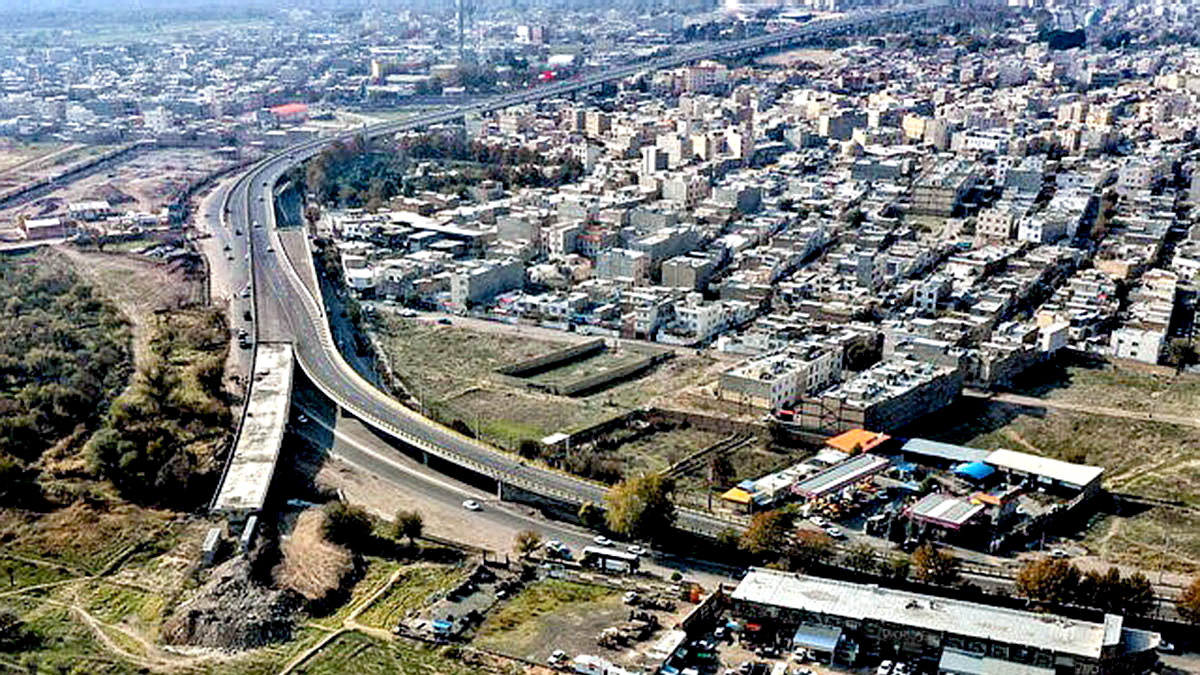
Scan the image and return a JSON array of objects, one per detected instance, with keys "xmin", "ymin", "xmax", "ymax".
[
  {"xmin": 985, "ymin": 448, "xmax": 1104, "ymax": 488},
  {"xmin": 731, "ymin": 568, "xmax": 1159, "ymax": 660}
]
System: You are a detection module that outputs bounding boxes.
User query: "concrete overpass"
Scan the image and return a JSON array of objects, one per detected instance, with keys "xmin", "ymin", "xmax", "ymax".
[{"xmin": 214, "ymin": 2, "xmax": 949, "ymax": 535}]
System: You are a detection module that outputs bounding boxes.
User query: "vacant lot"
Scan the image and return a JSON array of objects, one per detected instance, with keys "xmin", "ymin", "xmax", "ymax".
[
  {"xmin": 1007, "ymin": 359, "xmax": 1200, "ymax": 420},
  {"xmin": 375, "ymin": 317, "xmax": 717, "ymax": 449},
  {"xmin": 355, "ymin": 562, "xmax": 471, "ymax": 631},
  {"xmin": 525, "ymin": 348, "xmax": 648, "ymax": 388},
  {"xmin": 474, "ymin": 579, "xmax": 620, "ymax": 663},
  {"xmin": 294, "ymin": 631, "xmax": 481, "ymax": 675}
]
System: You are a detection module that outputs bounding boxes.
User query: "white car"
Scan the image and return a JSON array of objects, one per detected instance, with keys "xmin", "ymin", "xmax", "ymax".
[
  {"xmin": 810, "ymin": 516, "xmax": 828, "ymax": 528},
  {"xmin": 461, "ymin": 500, "xmax": 482, "ymax": 511},
  {"xmin": 297, "ymin": 414, "xmax": 308, "ymax": 424},
  {"xmin": 627, "ymin": 545, "xmax": 647, "ymax": 556},
  {"xmin": 593, "ymin": 535, "xmax": 613, "ymax": 547},
  {"xmin": 876, "ymin": 661, "xmax": 894, "ymax": 675},
  {"xmin": 824, "ymin": 526, "xmax": 845, "ymax": 539}
]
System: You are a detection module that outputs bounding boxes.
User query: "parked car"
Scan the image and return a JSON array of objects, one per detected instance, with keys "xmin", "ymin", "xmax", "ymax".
[
  {"xmin": 593, "ymin": 535, "xmax": 613, "ymax": 547},
  {"xmin": 437, "ymin": 317, "xmax": 452, "ymax": 325},
  {"xmin": 824, "ymin": 526, "xmax": 845, "ymax": 539},
  {"xmin": 461, "ymin": 500, "xmax": 482, "ymax": 511},
  {"xmin": 809, "ymin": 516, "xmax": 828, "ymax": 528},
  {"xmin": 627, "ymin": 545, "xmax": 646, "ymax": 556},
  {"xmin": 297, "ymin": 414, "xmax": 308, "ymax": 424},
  {"xmin": 875, "ymin": 660, "xmax": 894, "ymax": 675}
]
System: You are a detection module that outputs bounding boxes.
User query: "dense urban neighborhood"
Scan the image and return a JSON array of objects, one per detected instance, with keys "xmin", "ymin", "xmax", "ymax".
[{"xmin": 2, "ymin": 0, "xmax": 1200, "ymax": 674}]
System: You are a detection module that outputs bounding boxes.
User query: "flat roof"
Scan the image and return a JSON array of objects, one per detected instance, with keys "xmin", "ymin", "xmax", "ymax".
[
  {"xmin": 213, "ymin": 343, "xmax": 294, "ymax": 514},
  {"xmin": 826, "ymin": 429, "xmax": 890, "ymax": 454},
  {"xmin": 731, "ymin": 569, "xmax": 1114, "ymax": 659},
  {"xmin": 985, "ymin": 448, "xmax": 1104, "ymax": 488},
  {"xmin": 901, "ymin": 438, "xmax": 990, "ymax": 464},
  {"xmin": 908, "ymin": 493, "xmax": 985, "ymax": 529},
  {"xmin": 793, "ymin": 453, "xmax": 889, "ymax": 499},
  {"xmin": 939, "ymin": 648, "xmax": 1055, "ymax": 675}
]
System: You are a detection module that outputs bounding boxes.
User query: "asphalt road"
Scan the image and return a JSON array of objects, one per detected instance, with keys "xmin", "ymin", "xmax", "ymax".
[{"xmin": 224, "ymin": 0, "xmax": 949, "ymax": 538}]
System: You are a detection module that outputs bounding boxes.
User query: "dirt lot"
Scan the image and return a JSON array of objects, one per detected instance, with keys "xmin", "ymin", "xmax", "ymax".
[
  {"xmin": 375, "ymin": 316, "xmax": 718, "ymax": 448},
  {"xmin": 56, "ymin": 245, "xmax": 206, "ymax": 367},
  {"xmin": 906, "ymin": 362, "xmax": 1200, "ymax": 573},
  {"xmin": 472, "ymin": 578, "xmax": 686, "ymax": 670},
  {"xmin": 1006, "ymin": 358, "xmax": 1200, "ymax": 421},
  {"xmin": 2, "ymin": 147, "xmax": 240, "ymax": 224}
]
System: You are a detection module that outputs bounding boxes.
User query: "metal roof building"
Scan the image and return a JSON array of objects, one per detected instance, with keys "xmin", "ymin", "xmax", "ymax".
[
  {"xmin": 729, "ymin": 568, "xmax": 1161, "ymax": 675},
  {"xmin": 792, "ymin": 453, "xmax": 890, "ymax": 499}
]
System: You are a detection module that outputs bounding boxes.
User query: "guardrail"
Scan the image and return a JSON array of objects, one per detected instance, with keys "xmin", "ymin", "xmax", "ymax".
[{"xmin": 223, "ymin": 1, "xmax": 951, "ymax": 530}]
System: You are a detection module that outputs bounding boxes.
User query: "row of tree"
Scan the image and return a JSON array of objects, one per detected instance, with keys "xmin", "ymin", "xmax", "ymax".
[
  {"xmin": 1015, "ymin": 557, "xmax": 1158, "ymax": 617},
  {"xmin": 0, "ymin": 254, "xmax": 131, "ymax": 472},
  {"xmin": 86, "ymin": 309, "xmax": 232, "ymax": 509}
]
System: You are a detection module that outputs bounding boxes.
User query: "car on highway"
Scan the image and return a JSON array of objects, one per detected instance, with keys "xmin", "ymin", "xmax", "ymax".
[
  {"xmin": 593, "ymin": 535, "xmax": 613, "ymax": 547},
  {"xmin": 461, "ymin": 499, "xmax": 482, "ymax": 511}
]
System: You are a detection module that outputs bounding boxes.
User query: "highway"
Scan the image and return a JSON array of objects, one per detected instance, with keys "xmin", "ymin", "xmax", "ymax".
[{"xmin": 224, "ymin": 3, "xmax": 945, "ymax": 539}]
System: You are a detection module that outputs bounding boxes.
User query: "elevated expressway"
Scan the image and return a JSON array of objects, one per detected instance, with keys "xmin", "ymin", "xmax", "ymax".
[{"xmin": 218, "ymin": 3, "xmax": 945, "ymax": 536}]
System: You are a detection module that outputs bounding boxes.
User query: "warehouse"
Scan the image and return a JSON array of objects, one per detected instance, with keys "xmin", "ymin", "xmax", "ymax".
[
  {"xmin": 729, "ymin": 568, "xmax": 1161, "ymax": 675},
  {"xmin": 984, "ymin": 448, "xmax": 1104, "ymax": 498}
]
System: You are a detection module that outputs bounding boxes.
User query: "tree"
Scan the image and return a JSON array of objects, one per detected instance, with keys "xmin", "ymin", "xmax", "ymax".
[
  {"xmin": 881, "ymin": 554, "xmax": 911, "ymax": 582},
  {"xmin": 788, "ymin": 530, "xmax": 835, "ymax": 572},
  {"xmin": 1015, "ymin": 557, "xmax": 1081, "ymax": 607},
  {"xmin": 0, "ymin": 607, "xmax": 26, "ymax": 651},
  {"xmin": 1166, "ymin": 339, "xmax": 1197, "ymax": 369},
  {"xmin": 1119, "ymin": 572, "xmax": 1155, "ymax": 617},
  {"xmin": 514, "ymin": 530, "xmax": 543, "ymax": 558},
  {"xmin": 323, "ymin": 502, "xmax": 374, "ymax": 550},
  {"xmin": 577, "ymin": 501, "xmax": 605, "ymax": 529},
  {"xmin": 716, "ymin": 528, "xmax": 742, "ymax": 552},
  {"xmin": 843, "ymin": 542, "xmax": 879, "ymax": 577},
  {"xmin": 1179, "ymin": 576, "xmax": 1200, "ymax": 624},
  {"xmin": 740, "ymin": 510, "xmax": 795, "ymax": 558},
  {"xmin": 912, "ymin": 544, "xmax": 960, "ymax": 586},
  {"xmin": 604, "ymin": 473, "xmax": 676, "ymax": 542},
  {"xmin": 393, "ymin": 509, "xmax": 423, "ymax": 546},
  {"xmin": 518, "ymin": 439, "xmax": 540, "ymax": 460}
]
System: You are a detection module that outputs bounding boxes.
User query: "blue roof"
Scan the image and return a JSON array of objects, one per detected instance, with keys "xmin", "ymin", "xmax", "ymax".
[{"xmin": 954, "ymin": 461, "xmax": 996, "ymax": 481}]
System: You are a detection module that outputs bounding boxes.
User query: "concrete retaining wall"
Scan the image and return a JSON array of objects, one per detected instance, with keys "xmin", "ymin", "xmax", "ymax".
[{"xmin": 496, "ymin": 338, "xmax": 606, "ymax": 377}]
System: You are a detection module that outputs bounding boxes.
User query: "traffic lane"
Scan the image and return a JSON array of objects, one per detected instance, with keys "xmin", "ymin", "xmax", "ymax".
[{"xmin": 292, "ymin": 404, "xmax": 734, "ymax": 588}]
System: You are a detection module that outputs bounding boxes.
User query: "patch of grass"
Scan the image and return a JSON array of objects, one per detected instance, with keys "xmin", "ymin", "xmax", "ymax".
[
  {"xmin": 6, "ymin": 599, "xmax": 141, "ymax": 675},
  {"xmin": 477, "ymin": 580, "xmax": 616, "ymax": 638},
  {"xmin": 356, "ymin": 563, "xmax": 470, "ymax": 630},
  {"xmin": 377, "ymin": 316, "xmax": 561, "ymax": 401},
  {"xmin": 0, "ymin": 503, "xmax": 176, "ymax": 574},
  {"xmin": 0, "ymin": 556, "xmax": 78, "ymax": 589},
  {"xmin": 295, "ymin": 631, "xmax": 481, "ymax": 675},
  {"xmin": 1008, "ymin": 360, "xmax": 1200, "ymax": 419},
  {"xmin": 81, "ymin": 581, "xmax": 165, "ymax": 627},
  {"xmin": 311, "ymin": 557, "xmax": 402, "ymax": 630}
]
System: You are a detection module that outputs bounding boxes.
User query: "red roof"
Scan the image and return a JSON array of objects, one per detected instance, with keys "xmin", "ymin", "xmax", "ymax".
[{"xmin": 269, "ymin": 103, "xmax": 308, "ymax": 116}]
